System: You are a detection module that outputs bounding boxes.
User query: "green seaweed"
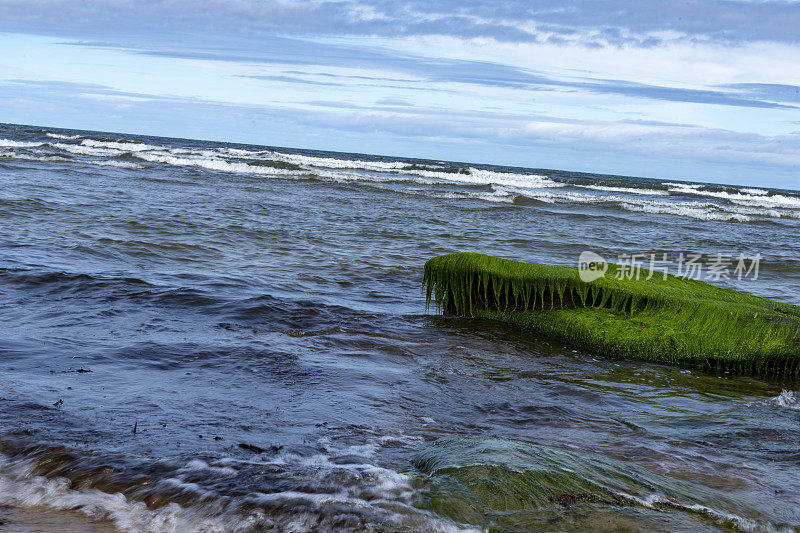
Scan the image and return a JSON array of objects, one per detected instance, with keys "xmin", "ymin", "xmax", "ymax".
[{"xmin": 423, "ymin": 252, "xmax": 800, "ymax": 375}]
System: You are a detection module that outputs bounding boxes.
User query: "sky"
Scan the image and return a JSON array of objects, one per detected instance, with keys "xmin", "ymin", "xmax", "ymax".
[{"xmin": 0, "ymin": 1, "xmax": 799, "ymax": 188}]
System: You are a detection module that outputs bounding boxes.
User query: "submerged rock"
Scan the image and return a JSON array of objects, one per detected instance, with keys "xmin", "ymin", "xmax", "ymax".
[{"xmin": 411, "ymin": 436, "xmax": 767, "ymax": 532}]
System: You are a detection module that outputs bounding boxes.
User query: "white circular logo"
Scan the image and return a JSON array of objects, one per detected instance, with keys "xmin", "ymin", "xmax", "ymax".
[{"xmin": 578, "ymin": 251, "xmax": 608, "ymax": 282}]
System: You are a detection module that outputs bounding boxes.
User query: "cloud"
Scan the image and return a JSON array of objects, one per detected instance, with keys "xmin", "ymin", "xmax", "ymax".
[
  {"xmin": 375, "ymin": 97, "xmax": 414, "ymax": 106},
  {"xmin": 1, "ymin": 79, "xmax": 167, "ymax": 101},
  {"xmin": 722, "ymin": 83, "xmax": 800, "ymax": 103},
  {"xmin": 243, "ymin": 75, "xmax": 344, "ymax": 87},
  {"xmin": 0, "ymin": 0, "xmax": 798, "ymax": 47},
  {"xmin": 67, "ymin": 37, "xmax": 800, "ymax": 109},
  {"xmin": 570, "ymin": 79, "xmax": 797, "ymax": 109}
]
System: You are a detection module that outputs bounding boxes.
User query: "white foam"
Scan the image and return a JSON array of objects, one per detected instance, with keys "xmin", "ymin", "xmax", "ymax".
[
  {"xmin": 375, "ymin": 434, "xmax": 426, "ymax": 446},
  {"xmin": 266, "ymin": 151, "xmax": 565, "ymax": 189},
  {"xmin": 86, "ymin": 159, "xmax": 143, "ymax": 169},
  {"xmin": 619, "ymin": 200, "xmax": 751, "ymax": 222},
  {"xmin": 0, "ymin": 448, "xmax": 469, "ymax": 533},
  {"xmin": 129, "ymin": 149, "xmax": 514, "ymax": 187},
  {"xmin": 7, "ymin": 136, "xmax": 563, "ymax": 192},
  {"xmin": 668, "ymin": 184, "xmax": 800, "ymax": 210},
  {"xmin": 0, "ymin": 148, "xmax": 136, "ymax": 167},
  {"xmin": 270, "ymin": 152, "xmax": 410, "ymax": 172},
  {"xmin": 724, "ymin": 204, "xmax": 784, "ymax": 218},
  {"xmin": 728, "ymin": 194, "xmax": 800, "ymax": 210},
  {"xmin": 168, "ymin": 148, "xmax": 230, "ymax": 158},
  {"xmin": 440, "ymin": 168, "xmax": 564, "ymax": 189},
  {"xmin": 46, "ymin": 133, "xmax": 83, "ymax": 140},
  {"xmin": 82, "ymin": 139, "xmax": 163, "ymax": 152},
  {"xmin": 507, "ymin": 189, "xmax": 612, "ymax": 206},
  {"xmin": 132, "ymin": 152, "xmax": 303, "ymax": 176},
  {"xmin": 0, "ymin": 139, "xmax": 44, "ymax": 148},
  {"xmin": 769, "ymin": 390, "xmax": 800, "ymax": 410},
  {"xmin": 509, "ymin": 185, "xmax": 800, "ymax": 222},
  {"xmin": 51, "ymin": 142, "xmax": 124, "ymax": 157},
  {"xmin": 180, "ymin": 459, "xmax": 237, "ymax": 477},
  {"xmin": 5, "ymin": 133, "xmax": 793, "ymax": 226},
  {"xmin": 510, "ymin": 189, "xmax": 759, "ymax": 221},
  {"xmin": 620, "ymin": 492, "xmax": 776, "ymax": 533},
  {"xmin": 740, "ymin": 188, "xmax": 769, "ymax": 196},
  {"xmin": 429, "ymin": 188, "xmax": 515, "ymax": 205},
  {"xmin": 312, "ymin": 167, "xmax": 428, "ymax": 184},
  {"xmin": 476, "ymin": 185, "xmax": 520, "ymax": 204},
  {"xmin": 663, "ymin": 182, "xmax": 702, "ymax": 189},
  {"xmin": 239, "ymin": 453, "xmax": 468, "ymax": 532},
  {"xmin": 580, "ymin": 184, "xmax": 668, "ymax": 196},
  {"xmin": 221, "ymin": 147, "xmax": 266, "ymax": 157},
  {"xmin": 0, "ymin": 152, "xmax": 72, "ymax": 163},
  {"xmin": 0, "ymin": 458, "xmax": 232, "ymax": 533}
]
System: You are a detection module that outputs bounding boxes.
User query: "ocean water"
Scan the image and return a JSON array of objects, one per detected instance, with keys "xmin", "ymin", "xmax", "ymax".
[{"xmin": 1, "ymin": 121, "xmax": 799, "ymax": 532}]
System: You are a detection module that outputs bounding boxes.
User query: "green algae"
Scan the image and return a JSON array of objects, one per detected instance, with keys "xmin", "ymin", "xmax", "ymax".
[
  {"xmin": 411, "ymin": 437, "xmax": 767, "ymax": 532},
  {"xmin": 423, "ymin": 253, "xmax": 800, "ymax": 375}
]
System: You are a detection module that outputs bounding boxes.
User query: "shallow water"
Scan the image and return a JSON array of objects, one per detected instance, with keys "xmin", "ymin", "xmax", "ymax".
[{"xmin": 1, "ymin": 122, "xmax": 800, "ymax": 531}]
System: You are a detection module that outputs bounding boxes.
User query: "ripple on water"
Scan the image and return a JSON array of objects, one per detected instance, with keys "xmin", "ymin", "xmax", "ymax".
[{"xmin": 412, "ymin": 436, "xmax": 789, "ymax": 532}]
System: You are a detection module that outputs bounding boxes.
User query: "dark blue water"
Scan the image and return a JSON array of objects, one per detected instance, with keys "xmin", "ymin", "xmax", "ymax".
[{"xmin": 1, "ymin": 122, "xmax": 800, "ymax": 531}]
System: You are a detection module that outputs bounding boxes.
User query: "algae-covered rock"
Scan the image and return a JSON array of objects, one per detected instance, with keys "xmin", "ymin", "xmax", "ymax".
[
  {"xmin": 411, "ymin": 437, "xmax": 767, "ymax": 532},
  {"xmin": 423, "ymin": 253, "xmax": 800, "ymax": 375}
]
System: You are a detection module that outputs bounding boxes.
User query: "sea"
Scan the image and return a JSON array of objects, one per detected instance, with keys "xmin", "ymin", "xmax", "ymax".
[{"xmin": 1, "ymin": 121, "xmax": 800, "ymax": 532}]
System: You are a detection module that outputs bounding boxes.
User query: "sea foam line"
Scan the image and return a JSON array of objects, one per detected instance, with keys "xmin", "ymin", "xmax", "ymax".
[
  {"xmin": 45, "ymin": 132, "xmax": 83, "ymax": 140},
  {"xmin": 669, "ymin": 184, "xmax": 800, "ymax": 210},
  {"xmin": 579, "ymin": 184, "xmax": 669, "ymax": 196},
  {"xmin": 0, "ymin": 139, "xmax": 44, "ymax": 148}
]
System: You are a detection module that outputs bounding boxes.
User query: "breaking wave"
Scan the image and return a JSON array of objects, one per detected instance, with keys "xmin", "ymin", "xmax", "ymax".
[
  {"xmin": 0, "ymin": 139, "xmax": 44, "ymax": 148},
  {"xmin": 768, "ymin": 390, "xmax": 800, "ymax": 411},
  {"xmin": 51, "ymin": 142, "xmax": 124, "ymax": 157},
  {"xmin": 86, "ymin": 159, "xmax": 143, "ymax": 169},
  {"xmin": 3, "ymin": 128, "xmax": 798, "ymax": 225},
  {"xmin": 0, "ymin": 434, "xmax": 466, "ymax": 533},
  {"xmin": 668, "ymin": 183, "xmax": 800, "ymax": 210},
  {"xmin": 131, "ymin": 151, "xmax": 307, "ymax": 176},
  {"xmin": 82, "ymin": 139, "xmax": 164, "ymax": 152},
  {"xmin": 579, "ymin": 184, "xmax": 669, "ymax": 196},
  {"xmin": 45, "ymin": 132, "xmax": 83, "ymax": 140},
  {"xmin": 740, "ymin": 187, "xmax": 768, "ymax": 196},
  {"xmin": 510, "ymin": 190, "xmax": 773, "ymax": 222},
  {"xmin": 619, "ymin": 200, "xmax": 752, "ymax": 222}
]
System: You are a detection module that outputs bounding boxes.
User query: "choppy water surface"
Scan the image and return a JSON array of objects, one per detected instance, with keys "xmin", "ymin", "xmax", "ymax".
[{"xmin": 1, "ymin": 122, "xmax": 800, "ymax": 532}]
